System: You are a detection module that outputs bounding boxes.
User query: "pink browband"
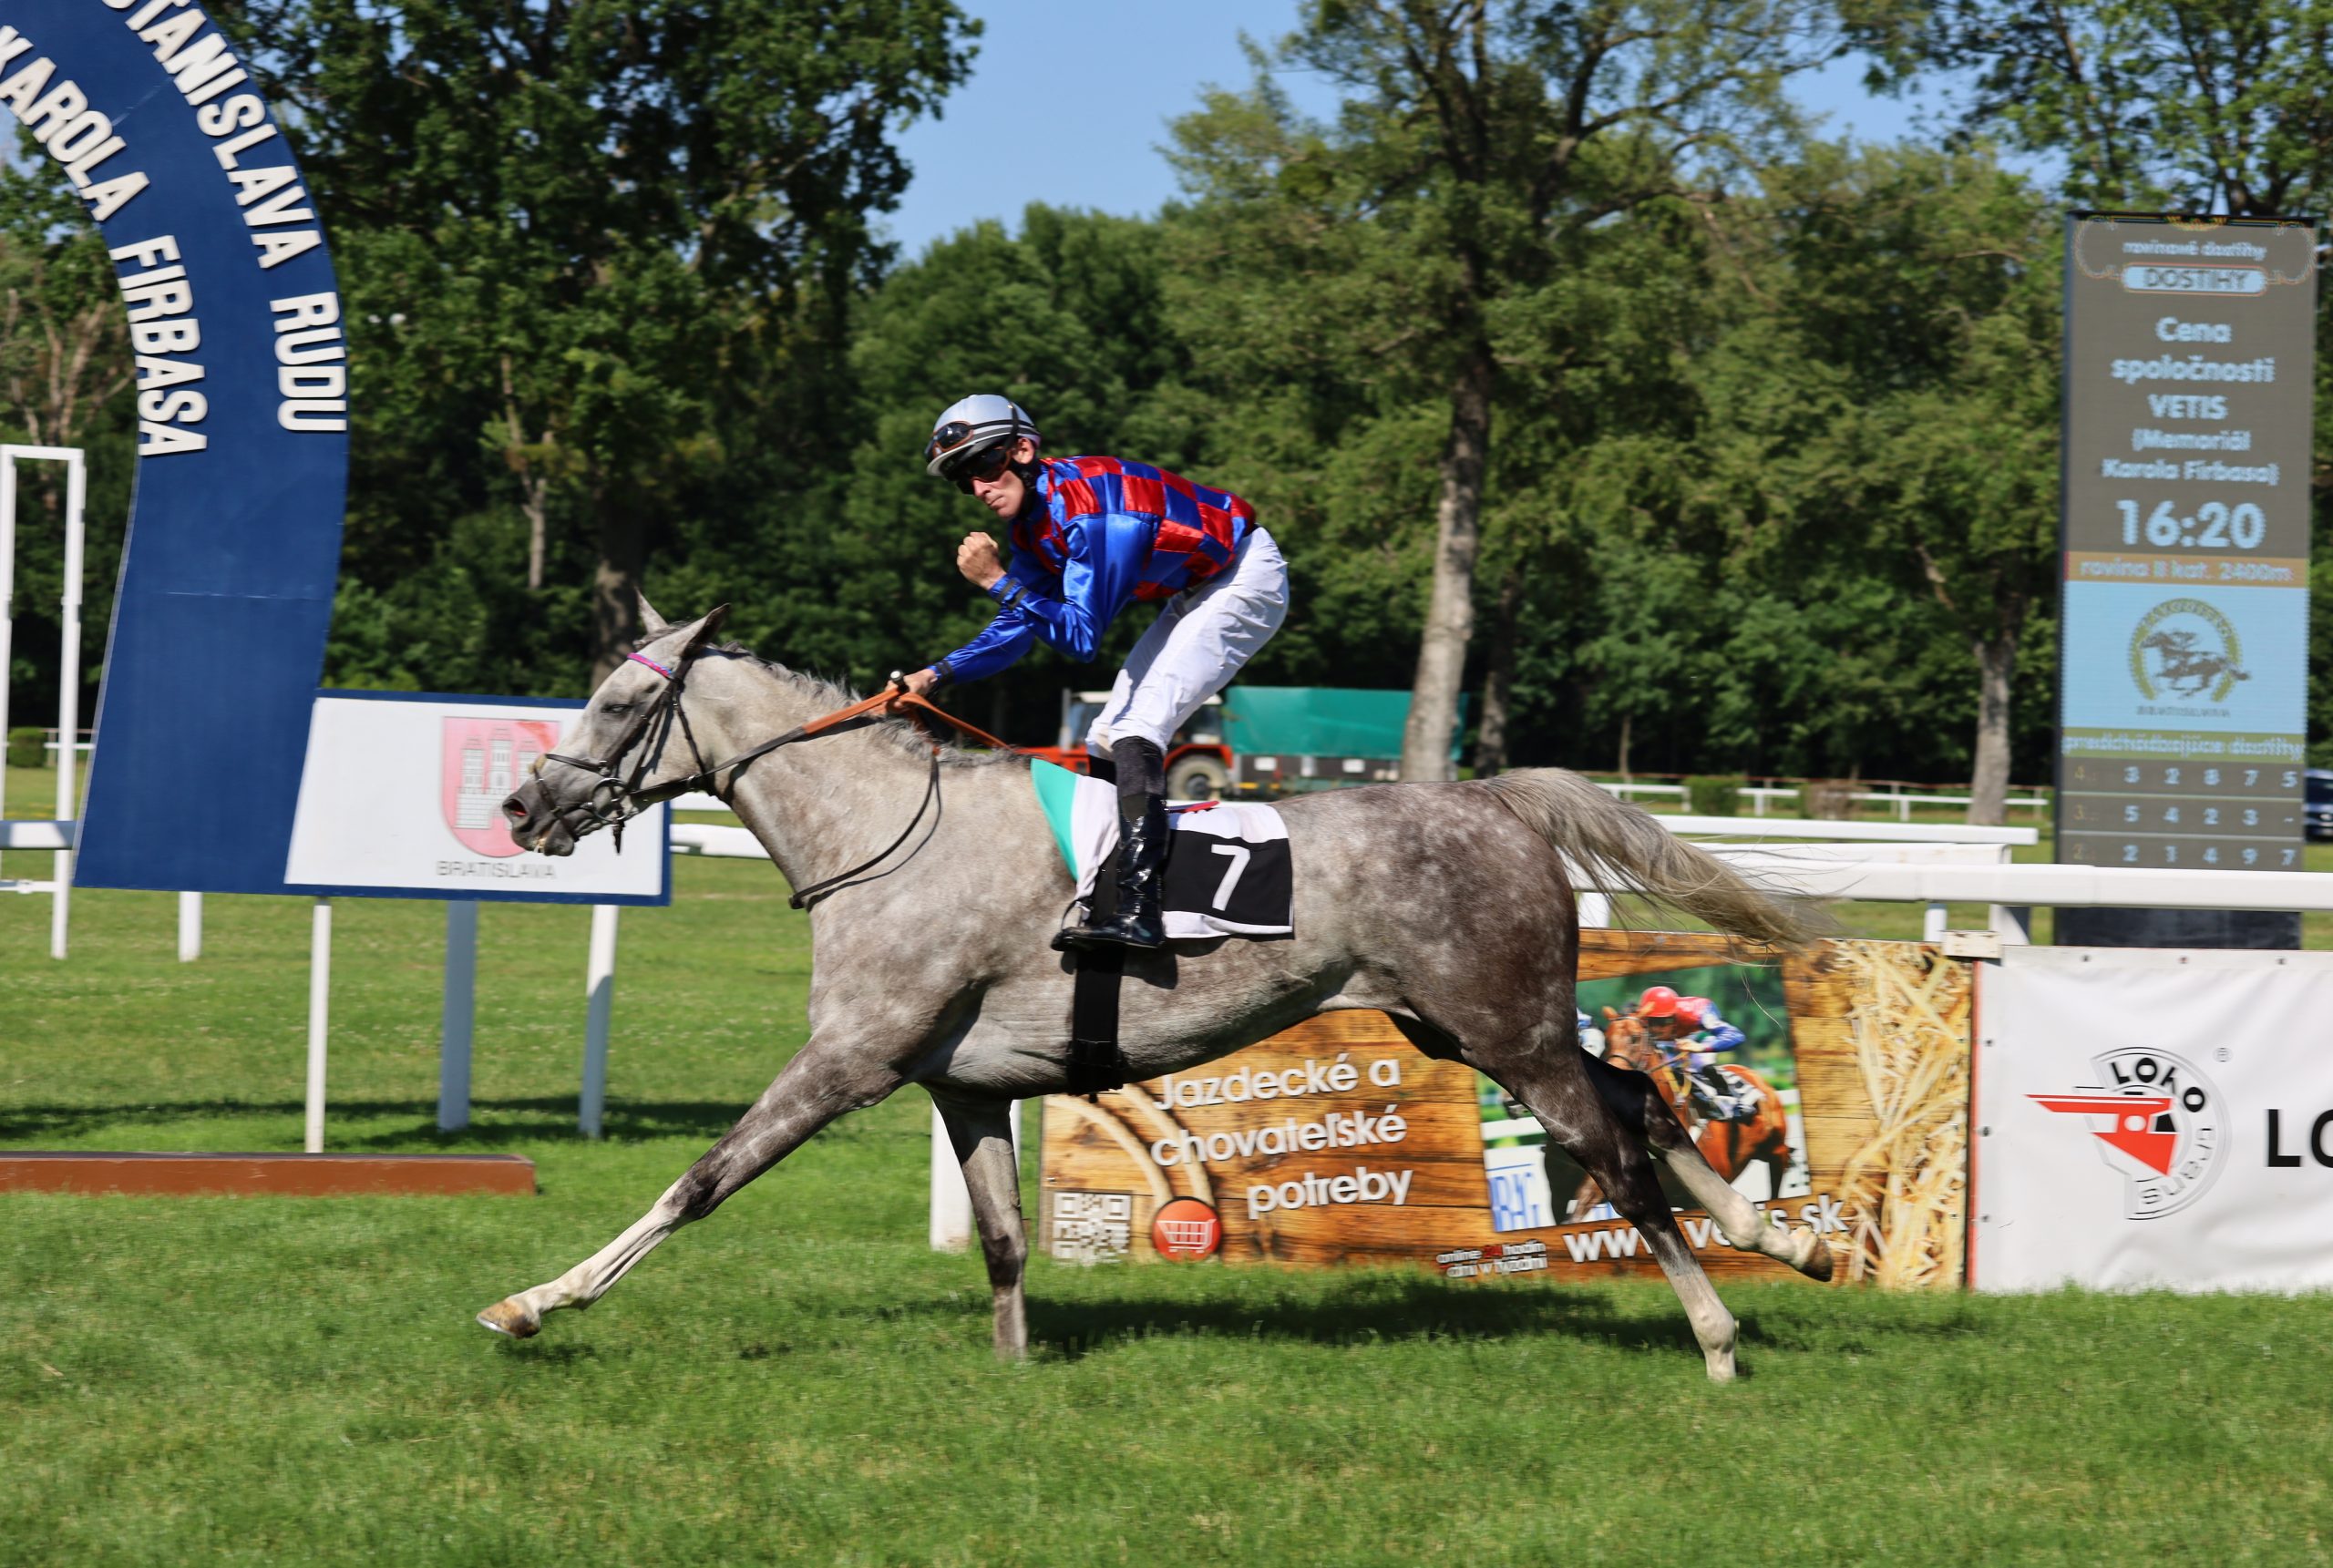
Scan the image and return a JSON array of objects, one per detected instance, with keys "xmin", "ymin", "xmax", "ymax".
[{"xmin": 625, "ymin": 651, "xmax": 678, "ymax": 681}]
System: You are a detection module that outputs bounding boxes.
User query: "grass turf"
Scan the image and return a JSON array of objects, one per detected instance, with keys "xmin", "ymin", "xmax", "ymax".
[{"xmin": 5, "ymin": 775, "xmax": 2332, "ymax": 1563}]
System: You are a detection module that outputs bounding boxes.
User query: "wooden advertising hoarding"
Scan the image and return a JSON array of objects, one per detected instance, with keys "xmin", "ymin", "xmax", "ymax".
[{"xmin": 1040, "ymin": 934, "xmax": 1969, "ymax": 1288}]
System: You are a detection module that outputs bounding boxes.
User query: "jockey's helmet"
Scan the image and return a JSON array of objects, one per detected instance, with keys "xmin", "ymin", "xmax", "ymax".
[
  {"xmin": 1678, "ymin": 996, "xmax": 1714, "ymax": 1025},
  {"xmin": 925, "ymin": 394, "xmax": 1041, "ymax": 479},
  {"xmin": 1638, "ymin": 984, "xmax": 1681, "ymax": 1018}
]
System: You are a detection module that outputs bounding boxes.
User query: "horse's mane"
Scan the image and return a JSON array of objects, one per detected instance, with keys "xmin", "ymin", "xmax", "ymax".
[{"xmin": 701, "ymin": 642, "xmax": 1025, "ymax": 771}]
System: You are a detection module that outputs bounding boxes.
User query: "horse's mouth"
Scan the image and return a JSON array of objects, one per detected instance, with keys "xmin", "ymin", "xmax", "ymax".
[{"xmin": 504, "ymin": 784, "xmax": 581, "ymax": 856}]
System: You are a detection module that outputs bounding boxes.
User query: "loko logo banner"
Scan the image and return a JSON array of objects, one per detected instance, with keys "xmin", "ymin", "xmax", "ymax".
[{"xmin": 1976, "ymin": 947, "xmax": 2333, "ymax": 1292}]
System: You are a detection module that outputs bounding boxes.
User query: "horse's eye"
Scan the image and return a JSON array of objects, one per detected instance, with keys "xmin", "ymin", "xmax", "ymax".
[{"xmin": 603, "ymin": 702, "xmax": 631, "ymax": 717}]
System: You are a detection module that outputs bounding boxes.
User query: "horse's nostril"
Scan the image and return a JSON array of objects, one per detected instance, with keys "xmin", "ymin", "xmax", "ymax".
[{"xmin": 504, "ymin": 797, "xmax": 529, "ymax": 820}]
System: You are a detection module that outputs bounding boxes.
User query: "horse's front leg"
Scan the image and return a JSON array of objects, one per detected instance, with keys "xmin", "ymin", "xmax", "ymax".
[
  {"xmin": 933, "ymin": 1093, "xmax": 1028, "ymax": 1359},
  {"xmin": 477, "ymin": 1033, "xmax": 902, "ymax": 1338}
]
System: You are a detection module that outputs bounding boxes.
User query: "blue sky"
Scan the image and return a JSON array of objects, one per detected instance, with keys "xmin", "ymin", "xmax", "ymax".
[{"xmin": 879, "ymin": 2, "xmax": 1958, "ymax": 261}]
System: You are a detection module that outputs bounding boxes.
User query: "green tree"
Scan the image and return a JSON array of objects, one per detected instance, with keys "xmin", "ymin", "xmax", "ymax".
[
  {"xmin": 1173, "ymin": 0, "xmax": 1837, "ymax": 780},
  {"xmin": 1723, "ymin": 144, "xmax": 2061, "ymax": 818},
  {"xmin": 234, "ymin": 0, "xmax": 979, "ymax": 683},
  {"xmin": 1865, "ymin": 0, "xmax": 2333, "ymax": 214}
]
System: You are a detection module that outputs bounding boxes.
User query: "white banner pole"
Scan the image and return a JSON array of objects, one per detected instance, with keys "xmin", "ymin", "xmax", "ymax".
[
  {"xmin": 178, "ymin": 892, "xmax": 202, "ymax": 961},
  {"xmin": 580, "ymin": 904, "xmax": 619, "ymax": 1137},
  {"xmin": 437, "ymin": 900, "xmax": 479, "ymax": 1132},
  {"xmin": 48, "ymin": 452, "xmax": 83, "ymax": 961},
  {"xmin": 304, "ymin": 897, "xmax": 331, "ymax": 1153},
  {"xmin": 0, "ymin": 454, "xmax": 14, "ymax": 805}
]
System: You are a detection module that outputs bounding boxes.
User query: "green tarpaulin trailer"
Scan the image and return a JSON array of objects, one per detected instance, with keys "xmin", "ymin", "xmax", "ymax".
[{"xmin": 1219, "ymin": 687, "xmax": 1465, "ymax": 793}]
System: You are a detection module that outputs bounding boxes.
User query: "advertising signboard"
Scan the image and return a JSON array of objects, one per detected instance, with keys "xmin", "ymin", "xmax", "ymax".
[
  {"xmin": 4, "ymin": 1, "xmax": 355, "ymax": 896},
  {"xmin": 1040, "ymin": 933, "xmax": 1971, "ymax": 1290},
  {"xmin": 2056, "ymin": 213, "xmax": 2317, "ymax": 946},
  {"xmin": 282, "ymin": 692, "xmax": 667, "ymax": 904},
  {"xmin": 1972, "ymin": 946, "xmax": 2333, "ymax": 1292}
]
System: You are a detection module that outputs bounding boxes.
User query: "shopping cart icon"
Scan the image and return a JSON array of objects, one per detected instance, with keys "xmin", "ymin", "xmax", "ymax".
[{"xmin": 1150, "ymin": 1197, "xmax": 1222, "ymax": 1258}]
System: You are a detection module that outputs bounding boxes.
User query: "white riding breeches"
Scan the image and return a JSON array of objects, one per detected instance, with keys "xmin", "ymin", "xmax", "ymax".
[{"xmin": 1085, "ymin": 528, "xmax": 1289, "ymax": 754}]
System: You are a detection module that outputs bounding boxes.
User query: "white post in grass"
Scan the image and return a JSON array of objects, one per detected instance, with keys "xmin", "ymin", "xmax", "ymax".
[
  {"xmin": 47, "ymin": 453, "xmax": 83, "ymax": 961},
  {"xmin": 438, "ymin": 900, "xmax": 479, "ymax": 1132},
  {"xmin": 929, "ymin": 1100, "xmax": 1021, "ymax": 1252},
  {"xmin": 178, "ymin": 892, "xmax": 202, "ymax": 961},
  {"xmin": 579, "ymin": 904, "xmax": 619, "ymax": 1137},
  {"xmin": 305, "ymin": 897, "xmax": 331, "ymax": 1153}
]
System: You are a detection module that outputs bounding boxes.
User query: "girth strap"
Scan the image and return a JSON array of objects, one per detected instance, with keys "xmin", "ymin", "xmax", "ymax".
[{"xmin": 1064, "ymin": 843, "xmax": 1129, "ymax": 1099}]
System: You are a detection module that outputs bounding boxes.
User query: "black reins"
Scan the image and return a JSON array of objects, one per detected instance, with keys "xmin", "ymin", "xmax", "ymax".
[{"xmin": 536, "ymin": 649, "xmax": 999, "ymax": 909}]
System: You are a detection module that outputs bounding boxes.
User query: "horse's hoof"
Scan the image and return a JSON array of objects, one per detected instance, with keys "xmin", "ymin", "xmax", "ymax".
[
  {"xmin": 1793, "ymin": 1230, "xmax": 1835, "ymax": 1284},
  {"xmin": 477, "ymin": 1298, "xmax": 540, "ymax": 1338},
  {"xmin": 1704, "ymin": 1348, "xmax": 1738, "ymax": 1385}
]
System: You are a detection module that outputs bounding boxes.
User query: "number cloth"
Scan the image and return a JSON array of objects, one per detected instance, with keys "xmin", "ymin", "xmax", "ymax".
[{"xmin": 1030, "ymin": 759, "xmax": 1291, "ymax": 938}]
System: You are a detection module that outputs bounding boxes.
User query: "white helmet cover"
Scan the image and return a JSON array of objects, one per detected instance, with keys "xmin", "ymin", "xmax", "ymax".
[{"xmin": 925, "ymin": 394, "xmax": 1041, "ymax": 477}]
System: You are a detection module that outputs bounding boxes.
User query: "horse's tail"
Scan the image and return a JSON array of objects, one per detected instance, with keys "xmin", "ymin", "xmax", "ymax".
[{"xmin": 1477, "ymin": 768, "xmax": 1824, "ymax": 950}]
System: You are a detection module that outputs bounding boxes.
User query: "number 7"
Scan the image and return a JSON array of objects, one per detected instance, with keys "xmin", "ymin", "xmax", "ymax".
[{"xmin": 1208, "ymin": 843, "xmax": 1251, "ymax": 909}]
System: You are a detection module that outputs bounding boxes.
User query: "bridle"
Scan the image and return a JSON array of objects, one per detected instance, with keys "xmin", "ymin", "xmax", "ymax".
[{"xmin": 535, "ymin": 644, "xmax": 1022, "ymax": 908}]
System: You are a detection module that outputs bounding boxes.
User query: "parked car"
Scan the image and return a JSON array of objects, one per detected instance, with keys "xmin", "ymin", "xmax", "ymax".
[{"xmin": 2307, "ymin": 768, "xmax": 2333, "ymax": 841}]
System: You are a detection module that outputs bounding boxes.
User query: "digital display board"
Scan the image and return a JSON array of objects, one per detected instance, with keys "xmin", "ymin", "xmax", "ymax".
[{"xmin": 2056, "ymin": 214, "xmax": 2316, "ymax": 938}]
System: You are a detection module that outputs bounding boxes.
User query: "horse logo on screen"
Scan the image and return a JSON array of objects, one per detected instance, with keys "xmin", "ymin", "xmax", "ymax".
[
  {"xmin": 443, "ymin": 718, "xmax": 559, "ymax": 856},
  {"xmin": 2030, "ymin": 1048, "xmax": 2225, "ymax": 1220},
  {"xmin": 2128, "ymin": 600, "xmax": 2249, "ymax": 702}
]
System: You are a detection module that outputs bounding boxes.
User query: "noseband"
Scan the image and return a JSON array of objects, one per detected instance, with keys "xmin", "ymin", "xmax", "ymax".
[
  {"xmin": 534, "ymin": 647, "xmax": 1022, "ymax": 907},
  {"xmin": 540, "ymin": 651, "xmax": 712, "ymax": 852}
]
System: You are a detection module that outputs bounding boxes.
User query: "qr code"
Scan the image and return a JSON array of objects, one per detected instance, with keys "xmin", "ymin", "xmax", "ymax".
[{"xmin": 1051, "ymin": 1190, "xmax": 1133, "ymax": 1264}]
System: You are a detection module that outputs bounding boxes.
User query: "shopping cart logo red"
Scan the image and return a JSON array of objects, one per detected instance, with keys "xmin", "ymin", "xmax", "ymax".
[{"xmin": 1150, "ymin": 1196, "xmax": 1222, "ymax": 1259}]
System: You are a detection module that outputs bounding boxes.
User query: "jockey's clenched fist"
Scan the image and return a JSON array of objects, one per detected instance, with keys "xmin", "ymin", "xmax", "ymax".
[{"xmin": 956, "ymin": 531, "xmax": 1005, "ymax": 590}]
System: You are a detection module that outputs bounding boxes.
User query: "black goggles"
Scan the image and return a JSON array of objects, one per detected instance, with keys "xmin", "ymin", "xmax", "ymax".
[{"xmin": 946, "ymin": 444, "xmax": 1016, "ymax": 490}]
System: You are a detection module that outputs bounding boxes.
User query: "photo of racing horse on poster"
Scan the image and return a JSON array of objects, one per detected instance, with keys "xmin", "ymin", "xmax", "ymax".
[
  {"xmin": 478, "ymin": 600, "xmax": 1835, "ymax": 1382},
  {"xmin": 1477, "ymin": 965, "xmax": 1806, "ymax": 1228}
]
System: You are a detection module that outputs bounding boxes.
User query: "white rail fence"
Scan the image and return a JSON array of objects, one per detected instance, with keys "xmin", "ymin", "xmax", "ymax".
[{"xmin": 1593, "ymin": 780, "xmax": 2050, "ymax": 820}]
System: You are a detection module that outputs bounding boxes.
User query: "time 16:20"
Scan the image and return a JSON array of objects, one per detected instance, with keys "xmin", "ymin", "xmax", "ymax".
[{"xmin": 2116, "ymin": 497, "xmax": 2266, "ymax": 548}]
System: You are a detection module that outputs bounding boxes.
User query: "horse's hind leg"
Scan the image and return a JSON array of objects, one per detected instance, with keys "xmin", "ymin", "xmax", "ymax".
[
  {"xmin": 1486, "ymin": 1042, "xmax": 1743, "ymax": 1383},
  {"xmin": 1584, "ymin": 1051, "xmax": 1833, "ymax": 1281},
  {"xmin": 477, "ymin": 1036, "xmax": 901, "ymax": 1338},
  {"xmin": 933, "ymin": 1094, "xmax": 1028, "ymax": 1359}
]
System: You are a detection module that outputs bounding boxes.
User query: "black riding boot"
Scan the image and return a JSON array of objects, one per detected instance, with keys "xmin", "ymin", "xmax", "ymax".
[{"xmin": 1054, "ymin": 739, "xmax": 1169, "ymax": 950}]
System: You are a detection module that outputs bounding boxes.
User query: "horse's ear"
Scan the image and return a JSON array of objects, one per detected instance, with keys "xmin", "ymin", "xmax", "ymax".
[
  {"xmin": 683, "ymin": 604, "xmax": 730, "ymax": 653},
  {"xmin": 638, "ymin": 592, "xmax": 672, "ymax": 638}
]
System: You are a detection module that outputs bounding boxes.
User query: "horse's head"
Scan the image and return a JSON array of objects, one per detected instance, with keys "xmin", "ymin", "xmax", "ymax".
[{"xmin": 501, "ymin": 595, "xmax": 730, "ymax": 856}]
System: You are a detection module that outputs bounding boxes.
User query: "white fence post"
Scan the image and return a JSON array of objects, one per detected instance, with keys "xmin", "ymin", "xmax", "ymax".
[
  {"xmin": 930, "ymin": 1100, "xmax": 1022, "ymax": 1252},
  {"xmin": 438, "ymin": 900, "xmax": 479, "ymax": 1132},
  {"xmin": 304, "ymin": 897, "xmax": 331, "ymax": 1153},
  {"xmin": 580, "ymin": 904, "xmax": 619, "ymax": 1137},
  {"xmin": 47, "ymin": 453, "xmax": 83, "ymax": 961},
  {"xmin": 178, "ymin": 892, "xmax": 203, "ymax": 961}
]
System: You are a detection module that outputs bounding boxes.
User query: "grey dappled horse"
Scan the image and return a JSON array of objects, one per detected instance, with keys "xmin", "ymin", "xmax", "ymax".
[{"xmin": 479, "ymin": 600, "xmax": 1834, "ymax": 1382}]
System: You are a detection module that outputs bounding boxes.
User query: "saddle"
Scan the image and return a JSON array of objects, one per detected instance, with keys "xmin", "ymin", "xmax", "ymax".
[
  {"xmin": 1032, "ymin": 759, "xmax": 1294, "ymax": 1097},
  {"xmin": 1030, "ymin": 760, "xmax": 1292, "ymax": 938}
]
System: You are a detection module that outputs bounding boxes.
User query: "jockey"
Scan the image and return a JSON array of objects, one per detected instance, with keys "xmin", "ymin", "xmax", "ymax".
[
  {"xmin": 1638, "ymin": 986, "xmax": 1750, "ymax": 1120},
  {"xmin": 1679, "ymin": 994, "xmax": 1751, "ymax": 1120},
  {"xmin": 902, "ymin": 395, "xmax": 1290, "ymax": 950}
]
